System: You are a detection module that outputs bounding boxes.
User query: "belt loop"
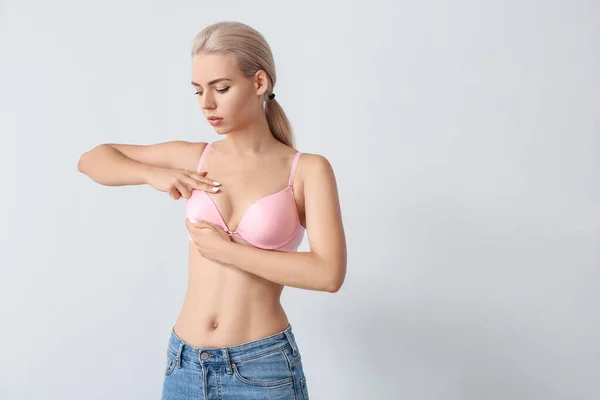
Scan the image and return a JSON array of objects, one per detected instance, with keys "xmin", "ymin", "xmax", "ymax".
[
  {"xmin": 222, "ymin": 348, "xmax": 233, "ymax": 375},
  {"xmin": 175, "ymin": 341, "xmax": 184, "ymax": 368},
  {"xmin": 284, "ymin": 328, "xmax": 297, "ymax": 357}
]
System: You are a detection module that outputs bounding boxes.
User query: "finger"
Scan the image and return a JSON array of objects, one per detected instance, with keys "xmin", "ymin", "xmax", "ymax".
[
  {"xmin": 169, "ymin": 187, "xmax": 181, "ymax": 200},
  {"xmin": 186, "ymin": 218, "xmax": 196, "ymax": 230},
  {"xmin": 188, "ymin": 172, "xmax": 221, "ymax": 188},
  {"xmin": 186, "ymin": 218, "xmax": 201, "ymax": 234},
  {"xmin": 176, "ymin": 182, "xmax": 192, "ymax": 199},
  {"xmin": 183, "ymin": 176, "xmax": 220, "ymax": 193},
  {"xmin": 190, "ymin": 220, "xmax": 209, "ymax": 231},
  {"xmin": 196, "ymin": 220, "xmax": 218, "ymax": 230}
]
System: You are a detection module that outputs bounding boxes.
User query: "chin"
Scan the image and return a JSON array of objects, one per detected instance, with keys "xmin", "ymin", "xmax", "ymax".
[
  {"xmin": 213, "ymin": 123, "xmax": 236, "ymax": 135},
  {"xmin": 212, "ymin": 126, "xmax": 229, "ymax": 135}
]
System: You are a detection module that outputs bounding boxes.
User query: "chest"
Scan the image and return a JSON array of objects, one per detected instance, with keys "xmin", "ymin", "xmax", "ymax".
[{"xmin": 202, "ymin": 162, "xmax": 305, "ymax": 232}]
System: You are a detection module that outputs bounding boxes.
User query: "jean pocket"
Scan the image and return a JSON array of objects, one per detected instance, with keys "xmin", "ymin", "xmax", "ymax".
[
  {"xmin": 231, "ymin": 348, "xmax": 293, "ymax": 388},
  {"xmin": 164, "ymin": 350, "xmax": 176, "ymax": 376},
  {"xmin": 300, "ymin": 376, "xmax": 309, "ymax": 399}
]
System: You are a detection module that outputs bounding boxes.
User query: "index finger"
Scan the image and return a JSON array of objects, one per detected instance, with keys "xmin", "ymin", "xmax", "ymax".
[
  {"xmin": 185, "ymin": 218, "xmax": 197, "ymax": 228},
  {"xmin": 189, "ymin": 172, "xmax": 221, "ymax": 186}
]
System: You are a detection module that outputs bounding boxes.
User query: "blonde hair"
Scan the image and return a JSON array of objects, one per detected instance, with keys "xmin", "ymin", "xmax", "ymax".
[{"xmin": 191, "ymin": 21, "xmax": 295, "ymax": 148}]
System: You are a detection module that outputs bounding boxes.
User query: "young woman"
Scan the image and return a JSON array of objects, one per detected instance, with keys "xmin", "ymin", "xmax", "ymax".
[{"xmin": 78, "ymin": 21, "xmax": 346, "ymax": 400}]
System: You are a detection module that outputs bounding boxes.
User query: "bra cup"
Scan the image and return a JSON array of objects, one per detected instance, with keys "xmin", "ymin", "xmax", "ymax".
[
  {"xmin": 185, "ymin": 190, "xmax": 225, "ymax": 228},
  {"xmin": 183, "ymin": 188, "xmax": 304, "ymax": 251},
  {"xmin": 238, "ymin": 192, "xmax": 300, "ymax": 248},
  {"xmin": 275, "ymin": 226, "xmax": 305, "ymax": 252}
]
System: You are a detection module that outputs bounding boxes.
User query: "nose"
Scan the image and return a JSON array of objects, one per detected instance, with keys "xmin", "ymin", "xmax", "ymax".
[{"xmin": 199, "ymin": 91, "xmax": 216, "ymax": 110}]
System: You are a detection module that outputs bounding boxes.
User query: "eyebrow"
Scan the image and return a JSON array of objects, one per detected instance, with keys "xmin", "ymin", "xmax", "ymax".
[{"xmin": 191, "ymin": 78, "xmax": 232, "ymax": 87}]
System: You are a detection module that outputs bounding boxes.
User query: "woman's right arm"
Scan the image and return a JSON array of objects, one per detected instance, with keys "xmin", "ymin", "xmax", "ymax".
[
  {"xmin": 77, "ymin": 141, "xmax": 218, "ymax": 199},
  {"xmin": 77, "ymin": 141, "xmax": 202, "ymax": 185}
]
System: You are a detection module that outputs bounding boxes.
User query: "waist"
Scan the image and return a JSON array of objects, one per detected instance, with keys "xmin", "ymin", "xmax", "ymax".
[
  {"xmin": 187, "ymin": 247, "xmax": 285, "ymax": 305},
  {"xmin": 181, "ymin": 246, "xmax": 288, "ymax": 346},
  {"xmin": 175, "ymin": 303, "xmax": 289, "ymax": 347},
  {"xmin": 168, "ymin": 322, "xmax": 299, "ymax": 365}
]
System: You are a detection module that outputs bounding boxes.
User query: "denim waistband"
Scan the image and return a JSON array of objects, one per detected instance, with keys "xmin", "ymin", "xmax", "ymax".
[{"xmin": 167, "ymin": 323, "xmax": 299, "ymax": 369}]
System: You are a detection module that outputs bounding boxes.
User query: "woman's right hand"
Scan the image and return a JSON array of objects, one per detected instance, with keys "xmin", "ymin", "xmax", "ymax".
[{"xmin": 145, "ymin": 167, "xmax": 221, "ymax": 200}]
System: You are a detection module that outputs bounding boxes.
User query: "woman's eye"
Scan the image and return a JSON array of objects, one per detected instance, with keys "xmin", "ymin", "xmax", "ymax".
[{"xmin": 194, "ymin": 87, "xmax": 229, "ymax": 96}]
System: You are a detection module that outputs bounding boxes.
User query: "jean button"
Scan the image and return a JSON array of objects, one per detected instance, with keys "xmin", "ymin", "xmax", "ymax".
[{"xmin": 200, "ymin": 352, "xmax": 209, "ymax": 360}]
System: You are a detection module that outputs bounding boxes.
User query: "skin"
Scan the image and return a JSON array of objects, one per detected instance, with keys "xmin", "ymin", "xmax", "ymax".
[{"xmin": 77, "ymin": 51, "xmax": 347, "ymax": 348}]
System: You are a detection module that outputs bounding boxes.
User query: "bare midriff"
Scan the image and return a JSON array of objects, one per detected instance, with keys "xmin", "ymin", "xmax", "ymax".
[{"xmin": 172, "ymin": 235, "xmax": 290, "ymax": 348}]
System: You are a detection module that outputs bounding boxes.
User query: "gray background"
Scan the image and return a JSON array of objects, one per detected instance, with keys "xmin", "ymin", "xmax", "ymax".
[{"xmin": 1, "ymin": 0, "xmax": 599, "ymax": 399}]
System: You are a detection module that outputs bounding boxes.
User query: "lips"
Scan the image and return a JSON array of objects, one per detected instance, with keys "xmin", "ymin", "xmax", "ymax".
[{"xmin": 208, "ymin": 117, "xmax": 223, "ymax": 126}]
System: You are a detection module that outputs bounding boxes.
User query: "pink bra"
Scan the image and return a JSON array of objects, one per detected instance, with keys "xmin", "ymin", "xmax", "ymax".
[{"xmin": 185, "ymin": 143, "xmax": 305, "ymax": 252}]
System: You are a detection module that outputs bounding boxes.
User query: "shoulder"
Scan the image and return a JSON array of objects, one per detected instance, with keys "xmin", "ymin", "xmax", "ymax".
[
  {"xmin": 296, "ymin": 152, "xmax": 337, "ymax": 187},
  {"xmin": 298, "ymin": 152, "xmax": 335, "ymax": 173},
  {"xmin": 167, "ymin": 141, "xmax": 209, "ymax": 170},
  {"xmin": 152, "ymin": 140, "xmax": 208, "ymax": 157},
  {"xmin": 172, "ymin": 140, "xmax": 208, "ymax": 153}
]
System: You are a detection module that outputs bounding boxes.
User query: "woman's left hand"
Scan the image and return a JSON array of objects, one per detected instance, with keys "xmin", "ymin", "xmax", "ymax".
[{"xmin": 186, "ymin": 218, "xmax": 232, "ymax": 262}]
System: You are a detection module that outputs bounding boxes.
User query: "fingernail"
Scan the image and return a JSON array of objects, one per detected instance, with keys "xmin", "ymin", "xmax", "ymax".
[
  {"xmin": 188, "ymin": 218, "xmax": 198, "ymax": 223},
  {"xmin": 213, "ymin": 181, "xmax": 221, "ymax": 186},
  {"xmin": 188, "ymin": 233, "xmax": 192, "ymax": 241},
  {"xmin": 211, "ymin": 187, "xmax": 219, "ymax": 192}
]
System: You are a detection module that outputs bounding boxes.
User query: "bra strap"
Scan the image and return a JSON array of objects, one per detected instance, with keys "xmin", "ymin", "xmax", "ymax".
[
  {"xmin": 196, "ymin": 142, "xmax": 212, "ymax": 172},
  {"xmin": 288, "ymin": 151, "xmax": 302, "ymax": 186}
]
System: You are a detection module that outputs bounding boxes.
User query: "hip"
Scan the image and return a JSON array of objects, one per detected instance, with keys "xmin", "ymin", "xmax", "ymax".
[
  {"xmin": 174, "ymin": 298, "xmax": 289, "ymax": 348},
  {"xmin": 161, "ymin": 323, "xmax": 310, "ymax": 400}
]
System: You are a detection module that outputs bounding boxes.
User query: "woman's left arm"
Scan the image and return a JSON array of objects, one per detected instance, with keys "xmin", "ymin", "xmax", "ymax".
[{"xmin": 217, "ymin": 154, "xmax": 346, "ymax": 292}]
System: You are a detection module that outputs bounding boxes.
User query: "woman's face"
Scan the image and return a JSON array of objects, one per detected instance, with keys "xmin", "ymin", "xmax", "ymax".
[{"xmin": 191, "ymin": 52, "xmax": 266, "ymax": 134}]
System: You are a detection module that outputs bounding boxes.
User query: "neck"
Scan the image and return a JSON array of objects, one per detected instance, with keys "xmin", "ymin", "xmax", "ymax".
[{"xmin": 221, "ymin": 114, "xmax": 280, "ymax": 156}]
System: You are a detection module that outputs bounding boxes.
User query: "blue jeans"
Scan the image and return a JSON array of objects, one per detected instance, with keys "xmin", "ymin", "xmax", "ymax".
[{"xmin": 161, "ymin": 323, "xmax": 310, "ymax": 399}]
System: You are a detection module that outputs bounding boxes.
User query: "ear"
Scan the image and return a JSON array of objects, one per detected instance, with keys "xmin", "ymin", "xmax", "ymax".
[{"xmin": 253, "ymin": 70, "xmax": 270, "ymax": 97}]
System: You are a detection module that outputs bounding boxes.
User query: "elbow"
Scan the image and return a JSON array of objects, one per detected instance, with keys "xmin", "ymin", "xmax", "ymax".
[
  {"xmin": 77, "ymin": 152, "xmax": 87, "ymax": 173},
  {"xmin": 77, "ymin": 147, "xmax": 95, "ymax": 173},
  {"xmin": 324, "ymin": 270, "xmax": 345, "ymax": 293},
  {"xmin": 77, "ymin": 144, "xmax": 105, "ymax": 173},
  {"xmin": 325, "ymin": 282, "xmax": 342, "ymax": 293},
  {"xmin": 323, "ymin": 254, "xmax": 346, "ymax": 293}
]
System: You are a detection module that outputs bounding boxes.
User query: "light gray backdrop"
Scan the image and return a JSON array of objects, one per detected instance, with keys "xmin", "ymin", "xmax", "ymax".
[{"xmin": 1, "ymin": 0, "xmax": 598, "ymax": 399}]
